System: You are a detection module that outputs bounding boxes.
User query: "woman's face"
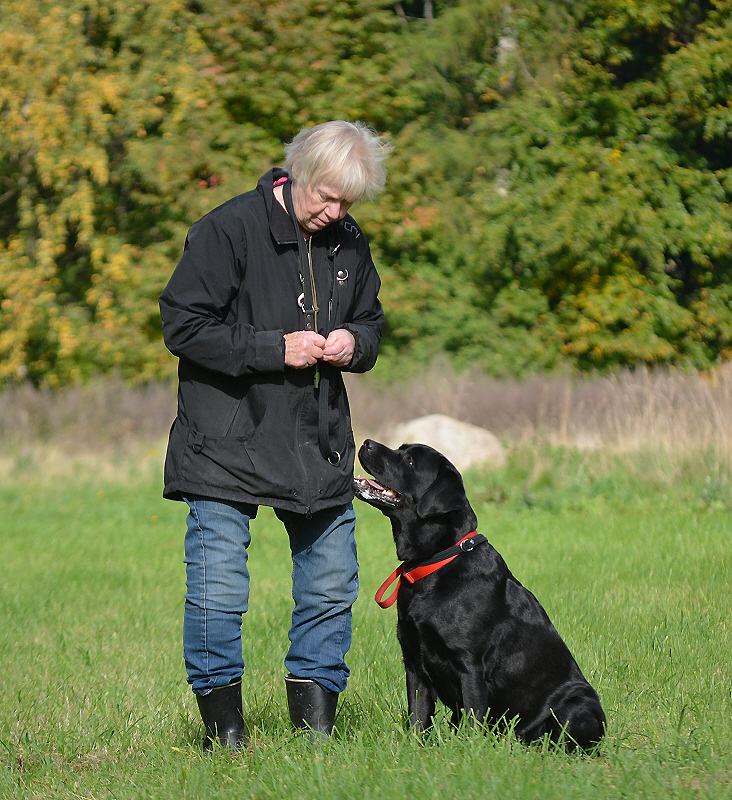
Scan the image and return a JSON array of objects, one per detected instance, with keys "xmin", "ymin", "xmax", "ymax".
[{"xmin": 293, "ymin": 183, "xmax": 352, "ymax": 235}]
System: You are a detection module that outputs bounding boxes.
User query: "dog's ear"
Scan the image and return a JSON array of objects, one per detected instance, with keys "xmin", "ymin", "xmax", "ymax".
[{"xmin": 415, "ymin": 463, "xmax": 466, "ymax": 519}]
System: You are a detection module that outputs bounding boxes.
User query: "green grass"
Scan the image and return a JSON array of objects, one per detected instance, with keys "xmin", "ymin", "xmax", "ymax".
[{"xmin": 1, "ymin": 451, "xmax": 731, "ymax": 799}]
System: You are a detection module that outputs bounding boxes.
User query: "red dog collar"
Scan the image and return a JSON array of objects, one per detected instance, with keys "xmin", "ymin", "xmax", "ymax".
[{"xmin": 375, "ymin": 532, "xmax": 486, "ymax": 609}]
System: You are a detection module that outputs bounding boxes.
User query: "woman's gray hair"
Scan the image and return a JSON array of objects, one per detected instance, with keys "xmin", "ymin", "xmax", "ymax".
[{"xmin": 284, "ymin": 120, "xmax": 393, "ymax": 203}]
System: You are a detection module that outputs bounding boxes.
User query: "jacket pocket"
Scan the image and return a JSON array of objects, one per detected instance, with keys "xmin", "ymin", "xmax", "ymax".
[
  {"xmin": 180, "ymin": 426, "xmax": 255, "ymax": 488},
  {"xmin": 180, "ymin": 389, "xmax": 302, "ymax": 501}
]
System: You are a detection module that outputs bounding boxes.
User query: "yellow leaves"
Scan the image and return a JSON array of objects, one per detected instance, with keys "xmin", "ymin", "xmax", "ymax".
[
  {"xmin": 56, "ymin": 315, "xmax": 80, "ymax": 360},
  {"xmin": 0, "ymin": 242, "xmax": 57, "ymax": 381},
  {"xmin": 1, "ymin": 18, "xmax": 116, "ymax": 192},
  {"xmin": 0, "ymin": 1, "xmax": 235, "ymax": 384}
]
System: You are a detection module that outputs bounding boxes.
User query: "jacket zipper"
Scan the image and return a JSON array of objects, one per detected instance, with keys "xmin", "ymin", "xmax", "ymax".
[
  {"xmin": 308, "ymin": 236, "xmax": 321, "ymax": 391},
  {"xmin": 307, "ymin": 236, "xmax": 319, "ymax": 331},
  {"xmin": 296, "ymin": 237, "xmax": 316, "ymax": 515}
]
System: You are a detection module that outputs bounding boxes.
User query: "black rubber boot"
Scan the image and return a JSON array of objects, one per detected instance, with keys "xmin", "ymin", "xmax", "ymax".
[
  {"xmin": 196, "ymin": 680, "xmax": 248, "ymax": 752},
  {"xmin": 285, "ymin": 674, "xmax": 338, "ymax": 741}
]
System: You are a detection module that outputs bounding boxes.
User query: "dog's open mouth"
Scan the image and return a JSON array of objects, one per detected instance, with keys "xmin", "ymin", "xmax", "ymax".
[{"xmin": 353, "ymin": 476, "xmax": 403, "ymax": 508}]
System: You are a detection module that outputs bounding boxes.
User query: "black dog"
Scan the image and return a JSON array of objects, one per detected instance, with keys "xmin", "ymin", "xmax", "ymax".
[{"xmin": 354, "ymin": 439, "xmax": 606, "ymax": 752}]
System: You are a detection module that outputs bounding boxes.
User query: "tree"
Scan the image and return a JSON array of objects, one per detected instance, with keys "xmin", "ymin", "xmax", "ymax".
[
  {"xmin": 0, "ymin": 0, "xmax": 278, "ymax": 385},
  {"xmin": 366, "ymin": 0, "xmax": 732, "ymax": 374},
  {"xmin": 0, "ymin": 0, "xmax": 420, "ymax": 385},
  {"xmin": 188, "ymin": 0, "xmax": 421, "ymax": 141},
  {"xmin": 4, "ymin": 0, "xmax": 732, "ymax": 385}
]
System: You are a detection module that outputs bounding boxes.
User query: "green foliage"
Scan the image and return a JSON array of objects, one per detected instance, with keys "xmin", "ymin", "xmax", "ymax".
[
  {"xmin": 3, "ymin": 0, "xmax": 732, "ymax": 384},
  {"xmin": 367, "ymin": 0, "xmax": 732, "ymax": 375},
  {"xmin": 191, "ymin": 0, "xmax": 422, "ymax": 139}
]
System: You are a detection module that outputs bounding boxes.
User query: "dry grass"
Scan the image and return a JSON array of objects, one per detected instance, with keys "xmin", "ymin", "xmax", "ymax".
[
  {"xmin": 2, "ymin": 361, "xmax": 732, "ymax": 483},
  {"xmin": 347, "ymin": 359, "xmax": 732, "ymax": 459},
  {"xmin": 0, "ymin": 376, "xmax": 176, "ymax": 449},
  {"xmin": 0, "ymin": 376, "xmax": 175, "ymax": 483}
]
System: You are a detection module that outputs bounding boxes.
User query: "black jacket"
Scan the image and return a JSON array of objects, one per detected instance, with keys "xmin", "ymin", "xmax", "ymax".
[{"xmin": 159, "ymin": 169, "xmax": 384, "ymax": 514}]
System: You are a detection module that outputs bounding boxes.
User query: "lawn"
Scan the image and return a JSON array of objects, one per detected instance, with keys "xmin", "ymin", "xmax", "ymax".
[{"xmin": 0, "ymin": 450, "xmax": 730, "ymax": 799}]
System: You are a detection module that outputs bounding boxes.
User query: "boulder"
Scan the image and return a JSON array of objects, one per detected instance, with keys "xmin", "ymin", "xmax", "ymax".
[{"xmin": 387, "ymin": 414, "xmax": 506, "ymax": 473}]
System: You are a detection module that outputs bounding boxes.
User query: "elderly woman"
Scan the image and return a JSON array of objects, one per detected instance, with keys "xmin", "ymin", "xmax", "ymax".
[{"xmin": 159, "ymin": 121, "xmax": 391, "ymax": 749}]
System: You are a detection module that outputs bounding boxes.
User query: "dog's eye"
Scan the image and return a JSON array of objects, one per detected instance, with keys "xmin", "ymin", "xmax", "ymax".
[{"xmin": 405, "ymin": 455, "xmax": 414, "ymax": 467}]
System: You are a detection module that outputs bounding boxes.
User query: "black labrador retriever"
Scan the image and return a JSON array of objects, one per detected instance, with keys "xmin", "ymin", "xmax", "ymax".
[{"xmin": 354, "ymin": 439, "xmax": 606, "ymax": 752}]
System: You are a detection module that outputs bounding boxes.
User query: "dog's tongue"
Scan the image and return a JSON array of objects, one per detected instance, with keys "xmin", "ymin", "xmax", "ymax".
[
  {"xmin": 354, "ymin": 476, "xmax": 392, "ymax": 494},
  {"xmin": 354, "ymin": 475, "xmax": 400, "ymax": 505}
]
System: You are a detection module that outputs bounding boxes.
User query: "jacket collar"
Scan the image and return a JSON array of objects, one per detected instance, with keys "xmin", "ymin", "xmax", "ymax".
[
  {"xmin": 270, "ymin": 194, "xmax": 298, "ymax": 245},
  {"xmin": 258, "ymin": 169, "xmax": 339, "ymax": 247},
  {"xmin": 257, "ymin": 168, "xmax": 298, "ymax": 245}
]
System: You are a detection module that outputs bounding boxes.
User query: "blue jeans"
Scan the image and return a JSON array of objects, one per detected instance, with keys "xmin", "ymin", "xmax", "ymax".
[{"xmin": 182, "ymin": 496, "xmax": 358, "ymax": 696}]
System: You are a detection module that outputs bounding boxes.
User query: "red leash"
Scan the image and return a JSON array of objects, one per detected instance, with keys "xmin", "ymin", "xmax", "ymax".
[{"xmin": 375, "ymin": 532, "xmax": 486, "ymax": 609}]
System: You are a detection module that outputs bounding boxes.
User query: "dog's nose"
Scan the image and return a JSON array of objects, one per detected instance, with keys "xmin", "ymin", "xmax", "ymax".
[{"xmin": 359, "ymin": 439, "xmax": 377, "ymax": 459}]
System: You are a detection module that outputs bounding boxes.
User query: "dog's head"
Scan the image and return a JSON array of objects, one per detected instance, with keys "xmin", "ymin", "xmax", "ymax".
[{"xmin": 354, "ymin": 439, "xmax": 477, "ymax": 561}]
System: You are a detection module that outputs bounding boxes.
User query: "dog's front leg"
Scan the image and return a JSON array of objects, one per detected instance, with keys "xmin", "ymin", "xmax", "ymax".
[
  {"xmin": 405, "ymin": 665, "xmax": 436, "ymax": 734},
  {"xmin": 454, "ymin": 673, "xmax": 490, "ymax": 728}
]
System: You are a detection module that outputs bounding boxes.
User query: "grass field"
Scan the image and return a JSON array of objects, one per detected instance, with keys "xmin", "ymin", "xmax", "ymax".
[{"xmin": 1, "ymin": 441, "xmax": 731, "ymax": 799}]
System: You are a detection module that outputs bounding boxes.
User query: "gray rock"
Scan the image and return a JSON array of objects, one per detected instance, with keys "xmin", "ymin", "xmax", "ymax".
[{"xmin": 387, "ymin": 414, "xmax": 506, "ymax": 473}]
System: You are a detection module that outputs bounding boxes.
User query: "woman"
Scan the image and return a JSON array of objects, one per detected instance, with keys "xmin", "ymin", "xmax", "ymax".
[{"xmin": 159, "ymin": 121, "xmax": 391, "ymax": 748}]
